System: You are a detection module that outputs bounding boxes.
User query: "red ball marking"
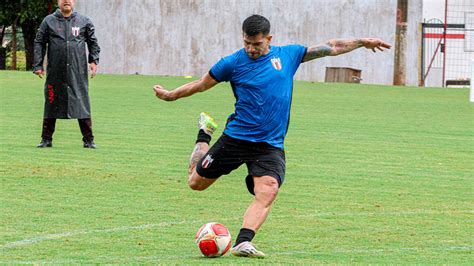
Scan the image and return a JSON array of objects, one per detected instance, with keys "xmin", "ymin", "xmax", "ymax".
[
  {"xmin": 211, "ymin": 223, "xmax": 230, "ymax": 236},
  {"xmin": 199, "ymin": 239, "xmax": 219, "ymax": 257}
]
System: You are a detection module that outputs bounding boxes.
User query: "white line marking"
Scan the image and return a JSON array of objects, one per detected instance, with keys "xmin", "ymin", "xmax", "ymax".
[
  {"xmin": 1, "ymin": 220, "xmax": 196, "ymax": 250},
  {"xmin": 3, "ymin": 246, "xmax": 474, "ymax": 264},
  {"xmin": 1, "ymin": 210, "xmax": 472, "ymax": 251}
]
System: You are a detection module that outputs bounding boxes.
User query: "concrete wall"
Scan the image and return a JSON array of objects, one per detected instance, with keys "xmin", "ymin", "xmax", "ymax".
[{"xmin": 75, "ymin": 0, "xmax": 422, "ymax": 85}]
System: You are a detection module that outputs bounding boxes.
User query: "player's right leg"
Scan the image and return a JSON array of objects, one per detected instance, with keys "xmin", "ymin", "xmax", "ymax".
[
  {"xmin": 188, "ymin": 168, "xmax": 217, "ymax": 191},
  {"xmin": 187, "ymin": 112, "xmax": 219, "ymax": 190},
  {"xmin": 188, "ymin": 142, "xmax": 218, "ymax": 190},
  {"xmin": 37, "ymin": 118, "xmax": 56, "ymax": 148}
]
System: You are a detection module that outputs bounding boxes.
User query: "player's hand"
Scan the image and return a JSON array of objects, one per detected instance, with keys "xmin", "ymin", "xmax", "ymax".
[
  {"xmin": 34, "ymin": 70, "xmax": 44, "ymax": 79},
  {"xmin": 361, "ymin": 38, "xmax": 391, "ymax": 53},
  {"xmin": 153, "ymin": 85, "xmax": 174, "ymax": 101},
  {"xmin": 90, "ymin": 62, "xmax": 97, "ymax": 78}
]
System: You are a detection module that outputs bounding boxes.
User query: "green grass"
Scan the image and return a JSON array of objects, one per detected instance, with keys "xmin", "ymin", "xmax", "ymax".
[{"xmin": 0, "ymin": 70, "xmax": 473, "ymax": 264}]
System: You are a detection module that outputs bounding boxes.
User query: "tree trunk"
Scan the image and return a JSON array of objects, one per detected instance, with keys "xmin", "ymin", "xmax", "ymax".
[
  {"xmin": 11, "ymin": 18, "xmax": 18, "ymax": 70},
  {"xmin": 21, "ymin": 20, "xmax": 38, "ymax": 71},
  {"xmin": 393, "ymin": 0, "xmax": 408, "ymax": 86},
  {"xmin": 0, "ymin": 26, "xmax": 6, "ymax": 70}
]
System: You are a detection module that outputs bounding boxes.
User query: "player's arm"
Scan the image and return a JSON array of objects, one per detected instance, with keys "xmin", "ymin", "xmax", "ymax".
[
  {"xmin": 85, "ymin": 18, "xmax": 100, "ymax": 78},
  {"xmin": 33, "ymin": 19, "xmax": 49, "ymax": 78},
  {"xmin": 153, "ymin": 72, "xmax": 219, "ymax": 101},
  {"xmin": 302, "ymin": 38, "xmax": 391, "ymax": 62}
]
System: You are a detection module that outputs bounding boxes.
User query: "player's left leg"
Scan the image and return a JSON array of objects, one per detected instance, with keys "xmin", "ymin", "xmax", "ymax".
[
  {"xmin": 78, "ymin": 118, "xmax": 96, "ymax": 148},
  {"xmin": 242, "ymin": 175, "xmax": 279, "ymax": 231},
  {"xmin": 231, "ymin": 175, "xmax": 278, "ymax": 258},
  {"xmin": 232, "ymin": 144, "xmax": 285, "ymax": 258}
]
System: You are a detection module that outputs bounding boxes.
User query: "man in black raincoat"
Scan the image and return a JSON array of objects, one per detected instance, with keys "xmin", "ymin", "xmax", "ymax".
[{"xmin": 33, "ymin": 0, "xmax": 100, "ymax": 148}]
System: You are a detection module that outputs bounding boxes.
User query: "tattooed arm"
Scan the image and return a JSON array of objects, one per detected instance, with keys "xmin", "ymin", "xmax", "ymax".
[{"xmin": 302, "ymin": 38, "xmax": 391, "ymax": 62}]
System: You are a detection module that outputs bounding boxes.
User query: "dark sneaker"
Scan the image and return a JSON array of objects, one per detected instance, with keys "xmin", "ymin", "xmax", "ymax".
[
  {"xmin": 37, "ymin": 139, "xmax": 52, "ymax": 148},
  {"xmin": 83, "ymin": 140, "xmax": 97, "ymax": 149}
]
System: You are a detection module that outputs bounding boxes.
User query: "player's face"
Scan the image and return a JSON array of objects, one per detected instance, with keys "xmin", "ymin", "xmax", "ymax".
[
  {"xmin": 243, "ymin": 33, "xmax": 272, "ymax": 60},
  {"xmin": 58, "ymin": 0, "xmax": 75, "ymax": 13}
]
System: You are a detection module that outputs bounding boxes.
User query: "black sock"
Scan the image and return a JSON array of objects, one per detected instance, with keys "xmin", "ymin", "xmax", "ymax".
[
  {"xmin": 196, "ymin": 129, "xmax": 211, "ymax": 144},
  {"xmin": 234, "ymin": 228, "xmax": 255, "ymax": 247}
]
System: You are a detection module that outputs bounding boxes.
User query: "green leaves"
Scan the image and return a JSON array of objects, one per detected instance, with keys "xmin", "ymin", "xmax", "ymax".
[{"xmin": 0, "ymin": 0, "xmax": 57, "ymax": 26}]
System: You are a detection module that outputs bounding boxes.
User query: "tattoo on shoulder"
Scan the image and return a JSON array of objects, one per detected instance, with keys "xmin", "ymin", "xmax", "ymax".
[{"xmin": 302, "ymin": 44, "xmax": 333, "ymax": 62}]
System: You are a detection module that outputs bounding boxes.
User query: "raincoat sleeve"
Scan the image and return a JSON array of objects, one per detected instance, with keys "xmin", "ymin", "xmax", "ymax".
[
  {"xmin": 33, "ymin": 18, "xmax": 49, "ymax": 72},
  {"xmin": 85, "ymin": 18, "xmax": 100, "ymax": 64}
]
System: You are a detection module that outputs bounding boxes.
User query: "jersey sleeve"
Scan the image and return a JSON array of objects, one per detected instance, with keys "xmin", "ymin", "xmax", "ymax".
[
  {"xmin": 209, "ymin": 55, "xmax": 235, "ymax": 82},
  {"xmin": 284, "ymin": 44, "xmax": 308, "ymax": 75}
]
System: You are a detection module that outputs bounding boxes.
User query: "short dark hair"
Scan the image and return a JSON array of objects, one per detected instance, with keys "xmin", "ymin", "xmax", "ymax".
[{"xmin": 242, "ymin": 14, "xmax": 271, "ymax": 36}]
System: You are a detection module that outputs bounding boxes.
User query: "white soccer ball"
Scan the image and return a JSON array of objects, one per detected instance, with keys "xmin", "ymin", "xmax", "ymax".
[{"xmin": 195, "ymin": 222, "xmax": 232, "ymax": 257}]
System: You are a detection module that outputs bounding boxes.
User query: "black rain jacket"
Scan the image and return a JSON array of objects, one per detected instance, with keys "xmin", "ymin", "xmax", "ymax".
[{"xmin": 33, "ymin": 9, "xmax": 100, "ymax": 119}]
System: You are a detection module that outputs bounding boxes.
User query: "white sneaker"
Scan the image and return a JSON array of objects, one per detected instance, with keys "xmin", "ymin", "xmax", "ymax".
[
  {"xmin": 198, "ymin": 112, "xmax": 218, "ymax": 135},
  {"xmin": 230, "ymin": 241, "xmax": 266, "ymax": 258}
]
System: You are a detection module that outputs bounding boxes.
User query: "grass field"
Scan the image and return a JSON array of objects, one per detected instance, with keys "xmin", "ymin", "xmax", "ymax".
[{"xmin": 0, "ymin": 70, "xmax": 473, "ymax": 264}]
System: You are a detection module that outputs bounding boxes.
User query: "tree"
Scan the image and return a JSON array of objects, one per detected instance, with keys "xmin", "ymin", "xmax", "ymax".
[
  {"xmin": 0, "ymin": 1, "xmax": 19, "ymax": 70},
  {"xmin": 19, "ymin": 0, "xmax": 56, "ymax": 71},
  {"xmin": 0, "ymin": 25, "xmax": 5, "ymax": 69},
  {"xmin": 0, "ymin": 0, "xmax": 56, "ymax": 70}
]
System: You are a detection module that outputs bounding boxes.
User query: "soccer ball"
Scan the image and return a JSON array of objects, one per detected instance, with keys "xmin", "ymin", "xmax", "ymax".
[{"xmin": 195, "ymin": 222, "xmax": 232, "ymax": 257}]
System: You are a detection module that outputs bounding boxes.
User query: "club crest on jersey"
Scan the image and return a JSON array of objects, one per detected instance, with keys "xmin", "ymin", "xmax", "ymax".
[
  {"xmin": 71, "ymin": 26, "xmax": 80, "ymax": 37},
  {"xmin": 271, "ymin": 57, "xmax": 282, "ymax": 71},
  {"xmin": 201, "ymin": 154, "xmax": 214, "ymax": 168}
]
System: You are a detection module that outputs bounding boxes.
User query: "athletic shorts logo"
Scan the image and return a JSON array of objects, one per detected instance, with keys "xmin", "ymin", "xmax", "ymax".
[
  {"xmin": 202, "ymin": 154, "xmax": 214, "ymax": 168},
  {"xmin": 271, "ymin": 57, "xmax": 282, "ymax": 71},
  {"xmin": 71, "ymin": 26, "xmax": 80, "ymax": 37}
]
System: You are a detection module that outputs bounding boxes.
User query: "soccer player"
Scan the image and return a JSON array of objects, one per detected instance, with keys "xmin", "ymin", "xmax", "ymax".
[{"xmin": 153, "ymin": 14, "xmax": 390, "ymax": 258}]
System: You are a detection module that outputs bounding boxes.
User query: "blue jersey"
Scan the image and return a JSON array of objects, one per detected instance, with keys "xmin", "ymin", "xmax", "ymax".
[{"xmin": 209, "ymin": 45, "xmax": 307, "ymax": 149}]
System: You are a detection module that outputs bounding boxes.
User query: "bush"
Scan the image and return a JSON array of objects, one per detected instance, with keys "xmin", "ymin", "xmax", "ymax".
[{"xmin": 6, "ymin": 50, "xmax": 27, "ymax": 71}]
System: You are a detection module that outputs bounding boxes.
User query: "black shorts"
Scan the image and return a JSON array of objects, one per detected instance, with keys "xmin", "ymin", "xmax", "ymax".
[{"xmin": 196, "ymin": 134, "xmax": 286, "ymax": 195}]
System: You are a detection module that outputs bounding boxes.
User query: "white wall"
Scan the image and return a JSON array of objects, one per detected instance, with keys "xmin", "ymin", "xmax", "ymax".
[
  {"xmin": 423, "ymin": 0, "xmax": 445, "ymax": 21},
  {"xmin": 76, "ymin": 0, "xmax": 422, "ymax": 85}
]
